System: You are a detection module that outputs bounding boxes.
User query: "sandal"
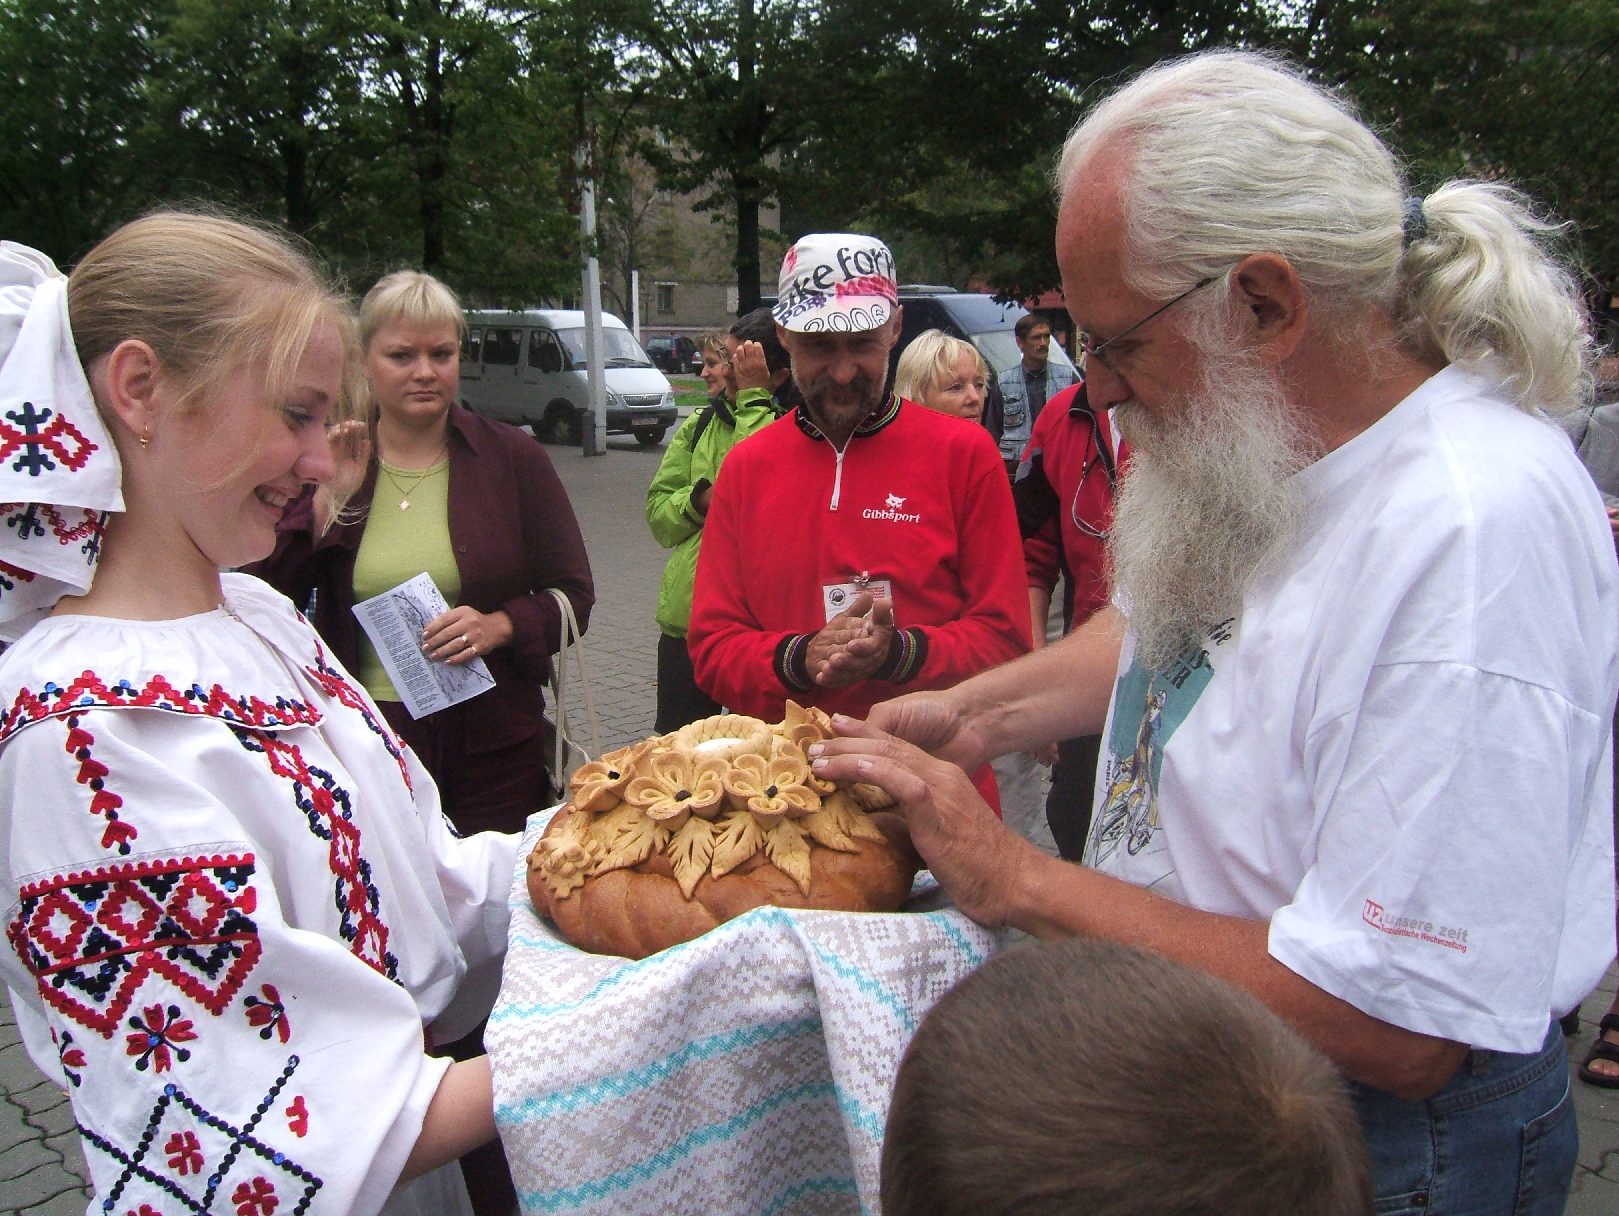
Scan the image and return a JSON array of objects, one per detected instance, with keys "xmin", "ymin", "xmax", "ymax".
[{"xmin": 1578, "ymin": 1012, "xmax": 1619, "ymax": 1089}]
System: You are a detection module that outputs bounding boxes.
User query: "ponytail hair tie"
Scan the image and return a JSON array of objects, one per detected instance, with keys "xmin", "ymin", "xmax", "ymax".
[{"xmin": 1402, "ymin": 196, "xmax": 1429, "ymax": 249}]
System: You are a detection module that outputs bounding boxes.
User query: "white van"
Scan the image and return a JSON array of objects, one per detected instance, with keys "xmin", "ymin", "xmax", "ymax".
[{"xmin": 460, "ymin": 309, "xmax": 679, "ymax": 446}]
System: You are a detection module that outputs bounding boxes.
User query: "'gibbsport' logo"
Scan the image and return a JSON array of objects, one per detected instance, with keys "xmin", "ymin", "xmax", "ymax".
[{"xmin": 863, "ymin": 492, "xmax": 921, "ymax": 524}]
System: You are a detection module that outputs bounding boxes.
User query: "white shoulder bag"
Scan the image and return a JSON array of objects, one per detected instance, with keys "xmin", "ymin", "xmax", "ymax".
[{"xmin": 545, "ymin": 588, "xmax": 601, "ymax": 801}]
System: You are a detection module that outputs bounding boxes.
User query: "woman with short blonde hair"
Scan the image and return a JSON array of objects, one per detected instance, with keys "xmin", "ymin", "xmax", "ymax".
[{"xmin": 894, "ymin": 329, "xmax": 990, "ymax": 423}]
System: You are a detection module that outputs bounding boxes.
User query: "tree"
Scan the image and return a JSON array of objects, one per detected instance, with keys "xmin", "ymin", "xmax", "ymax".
[
  {"xmin": 153, "ymin": 0, "xmax": 379, "ymax": 238},
  {"xmin": 1299, "ymin": 0, "xmax": 1619, "ymax": 293},
  {"xmin": 0, "ymin": 0, "xmax": 171, "ymax": 261},
  {"xmin": 780, "ymin": 0, "xmax": 1287, "ymax": 298},
  {"xmin": 614, "ymin": 0, "xmax": 831, "ymax": 311}
]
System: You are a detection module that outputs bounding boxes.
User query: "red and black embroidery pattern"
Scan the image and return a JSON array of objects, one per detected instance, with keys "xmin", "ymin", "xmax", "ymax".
[
  {"xmin": 60, "ymin": 713, "xmax": 136, "ymax": 854},
  {"xmin": 80, "ymin": 1054, "xmax": 322, "ymax": 1214},
  {"xmin": 233, "ymin": 729, "xmax": 398, "ymax": 981},
  {"xmin": 0, "ymin": 556, "xmax": 35, "ymax": 598},
  {"xmin": 1, "ymin": 500, "xmax": 105, "ymax": 562},
  {"xmin": 0, "ymin": 669, "xmax": 320, "ymax": 745},
  {"xmin": 0, "ymin": 401, "xmax": 98, "ymax": 476},
  {"xmin": 303, "ymin": 644, "xmax": 411, "ymax": 793},
  {"xmin": 7, "ymin": 854, "xmax": 261, "ymax": 1039},
  {"xmin": 125, "ymin": 1002, "xmax": 197, "ymax": 1072},
  {"xmin": 243, "ymin": 984, "xmax": 290, "ymax": 1045},
  {"xmin": 53, "ymin": 1026, "xmax": 86, "ymax": 1087}
]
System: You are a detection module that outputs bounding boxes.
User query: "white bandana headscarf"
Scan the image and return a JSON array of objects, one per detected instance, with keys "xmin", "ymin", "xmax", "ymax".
[{"xmin": 0, "ymin": 241, "xmax": 123, "ymax": 641}]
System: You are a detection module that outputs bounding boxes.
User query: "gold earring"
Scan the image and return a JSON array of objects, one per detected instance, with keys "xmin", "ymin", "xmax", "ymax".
[{"xmin": 139, "ymin": 424, "xmax": 150, "ymax": 450}]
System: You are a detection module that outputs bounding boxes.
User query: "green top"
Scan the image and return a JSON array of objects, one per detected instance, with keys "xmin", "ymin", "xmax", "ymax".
[
  {"xmin": 645, "ymin": 389, "xmax": 781, "ymax": 636},
  {"xmin": 352, "ymin": 457, "xmax": 460, "ymax": 701}
]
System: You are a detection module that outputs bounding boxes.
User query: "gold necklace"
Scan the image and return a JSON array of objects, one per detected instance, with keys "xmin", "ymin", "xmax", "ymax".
[{"xmin": 378, "ymin": 451, "xmax": 448, "ymax": 511}]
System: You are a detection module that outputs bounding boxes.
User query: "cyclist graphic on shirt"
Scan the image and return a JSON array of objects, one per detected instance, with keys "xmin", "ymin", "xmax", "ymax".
[{"xmin": 1086, "ymin": 616, "xmax": 1236, "ymax": 878}]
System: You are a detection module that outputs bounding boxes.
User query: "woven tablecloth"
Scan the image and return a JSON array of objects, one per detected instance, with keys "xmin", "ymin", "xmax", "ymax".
[{"xmin": 486, "ymin": 810, "xmax": 1004, "ymax": 1216}]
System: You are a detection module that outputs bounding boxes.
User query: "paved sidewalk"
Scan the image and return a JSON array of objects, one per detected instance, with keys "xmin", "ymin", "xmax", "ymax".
[{"xmin": 1, "ymin": 431, "xmax": 1615, "ymax": 1212}]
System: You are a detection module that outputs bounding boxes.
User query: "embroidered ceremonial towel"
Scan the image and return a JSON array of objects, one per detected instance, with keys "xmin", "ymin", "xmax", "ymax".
[{"xmin": 487, "ymin": 810, "xmax": 1004, "ymax": 1216}]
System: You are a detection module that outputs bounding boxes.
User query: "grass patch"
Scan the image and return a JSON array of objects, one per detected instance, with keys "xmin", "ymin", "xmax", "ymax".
[{"xmin": 671, "ymin": 375, "xmax": 709, "ymax": 411}]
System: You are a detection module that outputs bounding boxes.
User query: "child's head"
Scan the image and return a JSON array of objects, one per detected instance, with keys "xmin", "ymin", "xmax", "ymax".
[{"xmin": 882, "ymin": 939, "xmax": 1372, "ymax": 1216}]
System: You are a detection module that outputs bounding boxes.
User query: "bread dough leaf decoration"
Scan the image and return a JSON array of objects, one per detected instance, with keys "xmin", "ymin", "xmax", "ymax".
[
  {"xmin": 847, "ymin": 781, "xmax": 897, "ymax": 811},
  {"xmin": 710, "ymin": 810, "xmax": 766, "ymax": 879},
  {"xmin": 593, "ymin": 800, "xmax": 671, "ymax": 874},
  {"xmin": 762, "ymin": 820, "xmax": 814, "ymax": 893},
  {"xmin": 817, "ymin": 789, "xmax": 887, "ymax": 845},
  {"xmin": 667, "ymin": 815, "xmax": 717, "ymax": 898},
  {"xmin": 625, "ymin": 750, "xmax": 727, "ymax": 830},
  {"xmin": 724, "ymin": 739, "xmax": 822, "ymax": 823},
  {"xmin": 799, "ymin": 805, "xmax": 854, "ymax": 853}
]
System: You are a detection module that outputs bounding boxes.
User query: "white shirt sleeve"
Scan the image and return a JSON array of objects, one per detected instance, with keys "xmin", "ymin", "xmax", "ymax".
[{"xmin": 1270, "ymin": 656, "xmax": 1613, "ymax": 1052}]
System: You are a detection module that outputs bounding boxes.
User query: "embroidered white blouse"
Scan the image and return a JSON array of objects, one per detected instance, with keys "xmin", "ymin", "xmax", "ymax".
[{"xmin": 0, "ymin": 573, "xmax": 517, "ymax": 1216}]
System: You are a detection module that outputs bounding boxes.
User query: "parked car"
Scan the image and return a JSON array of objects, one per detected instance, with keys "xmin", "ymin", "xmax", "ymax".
[
  {"xmin": 461, "ymin": 309, "xmax": 679, "ymax": 446},
  {"xmin": 760, "ymin": 285, "xmax": 1078, "ymax": 439},
  {"xmin": 888, "ymin": 285, "xmax": 1078, "ymax": 387},
  {"xmin": 645, "ymin": 335, "xmax": 699, "ymax": 375}
]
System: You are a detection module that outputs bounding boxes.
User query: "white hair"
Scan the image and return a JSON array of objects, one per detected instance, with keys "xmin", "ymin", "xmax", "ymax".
[{"xmin": 1056, "ymin": 50, "xmax": 1592, "ymax": 414}]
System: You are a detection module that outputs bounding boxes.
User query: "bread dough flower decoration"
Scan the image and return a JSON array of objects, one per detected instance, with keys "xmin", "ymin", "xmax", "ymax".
[
  {"xmin": 724, "ymin": 737, "xmax": 822, "ymax": 824},
  {"xmin": 568, "ymin": 743, "xmax": 647, "ymax": 813},
  {"xmin": 533, "ymin": 702, "xmax": 896, "ymax": 901},
  {"xmin": 623, "ymin": 749, "xmax": 727, "ymax": 830},
  {"xmin": 777, "ymin": 702, "xmax": 838, "ymax": 795},
  {"xmin": 529, "ymin": 833, "xmax": 606, "ymax": 899}
]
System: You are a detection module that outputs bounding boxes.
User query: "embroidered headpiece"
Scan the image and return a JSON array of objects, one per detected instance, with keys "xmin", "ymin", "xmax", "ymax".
[{"xmin": 0, "ymin": 242, "xmax": 123, "ymax": 640}]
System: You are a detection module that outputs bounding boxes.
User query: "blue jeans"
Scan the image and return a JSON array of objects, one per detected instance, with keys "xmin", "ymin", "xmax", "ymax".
[{"xmin": 1350, "ymin": 1022, "xmax": 1576, "ymax": 1215}]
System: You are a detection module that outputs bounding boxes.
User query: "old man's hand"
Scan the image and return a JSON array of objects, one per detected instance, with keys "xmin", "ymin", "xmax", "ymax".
[{"xmin": 810, "ymin": 715, "xmax": 1030, "ymax": 928}]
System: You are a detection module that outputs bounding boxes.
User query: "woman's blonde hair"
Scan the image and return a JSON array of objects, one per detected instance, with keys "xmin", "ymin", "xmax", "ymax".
[
  {"xmin": 893, "ymin": 330, "xmax": 987, "ymax": 405},
  {"xmin": 359, "ymin": 270, "xmax": 465, "ymax": 350},
  {"xmin": 68, "ymin": 210, "xmax": 359, "ymax": 426}
]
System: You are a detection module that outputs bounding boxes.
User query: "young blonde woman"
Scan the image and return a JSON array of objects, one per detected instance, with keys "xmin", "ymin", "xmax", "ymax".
[{"xmin": 0, "ymin": 214, "xmax": 512, "ymax": 1214}]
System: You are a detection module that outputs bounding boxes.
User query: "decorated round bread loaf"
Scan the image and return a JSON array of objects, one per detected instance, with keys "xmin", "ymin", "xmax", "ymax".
[{"xmin": 527, "ymin": 702, "xmax": 920, "ymax": 959}]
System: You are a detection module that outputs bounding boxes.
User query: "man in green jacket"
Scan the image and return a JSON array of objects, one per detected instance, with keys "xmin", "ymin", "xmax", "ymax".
[{"xmin": 646, "ymin": 312, "xmax": 788, "ymax": 732}]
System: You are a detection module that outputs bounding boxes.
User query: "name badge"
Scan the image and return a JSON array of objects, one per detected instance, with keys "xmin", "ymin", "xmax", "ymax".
[{"xmin": 822, "ymin": 578, "xmax": 894, "ymax": 624}]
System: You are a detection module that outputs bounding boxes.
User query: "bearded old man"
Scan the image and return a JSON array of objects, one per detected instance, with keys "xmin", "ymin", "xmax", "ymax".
[{"xmin": 812, "ymin": 51, "xmax": 1617, "ymax": 1213}]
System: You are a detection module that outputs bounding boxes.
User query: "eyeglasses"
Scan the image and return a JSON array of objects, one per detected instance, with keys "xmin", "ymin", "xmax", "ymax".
[
  {"xmin": 1068, "ymin": 394, "xmax": 1118, "ymax": 540},
  {"xmin": 1078, "ymin": 276, "xmax": 1217, "ymax": 373}
]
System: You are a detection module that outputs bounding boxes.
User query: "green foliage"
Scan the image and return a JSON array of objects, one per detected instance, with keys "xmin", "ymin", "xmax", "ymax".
[
  {"xmin": 1304, "ymin": 0, "xmax": 1619, "ymax": 286},
  {"xmin": 0, "ymin": 0, "xmax": 579, "ymax": 301},
  {"xmin": 609, "ymin": 0, "xmax": 838, "ymax": 309},
  {"xmin": 0, "ymin": 0, "xmax": 172, "ymax": 261},
  {"xmin": 0, "ymin": 0, "xmax": 1612, "ymax": 310}
]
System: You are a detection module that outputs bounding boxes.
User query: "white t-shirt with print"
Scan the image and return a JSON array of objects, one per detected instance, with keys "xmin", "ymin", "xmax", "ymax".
[{"xmin": 1087, "ymin": 365, "xmax": 1619, "ymax": 1054}]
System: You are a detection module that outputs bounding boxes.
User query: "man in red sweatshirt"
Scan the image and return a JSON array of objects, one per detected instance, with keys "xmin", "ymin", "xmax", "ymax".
[{"xmin": 688, "ymin": 233, "xmax": 1029, "ymax": 808}]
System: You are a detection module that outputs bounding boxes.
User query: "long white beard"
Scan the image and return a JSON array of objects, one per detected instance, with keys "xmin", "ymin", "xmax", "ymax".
[{"xmin": 1108, "ymin": 353, "xmax": 1315, "ymax": 672}]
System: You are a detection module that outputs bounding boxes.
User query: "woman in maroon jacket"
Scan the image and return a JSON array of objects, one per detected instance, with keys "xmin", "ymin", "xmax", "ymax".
[
  {"xmin": 251, "ymin": 271, "xmax": 591, "ymax": 1215},
  {"xmin": 251, "ymin": 271, "xmax": 594, "ymax": 839}
]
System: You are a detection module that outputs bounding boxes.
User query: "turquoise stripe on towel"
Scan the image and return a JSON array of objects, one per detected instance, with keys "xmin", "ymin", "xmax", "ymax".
[
  {"xmin": 520, "ymin": 1081, "xmax": 840, "ymax": 1211},
  {"xmin": 496, "ymin": 1016, "xmax": 823, "ymax": 1124}
]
